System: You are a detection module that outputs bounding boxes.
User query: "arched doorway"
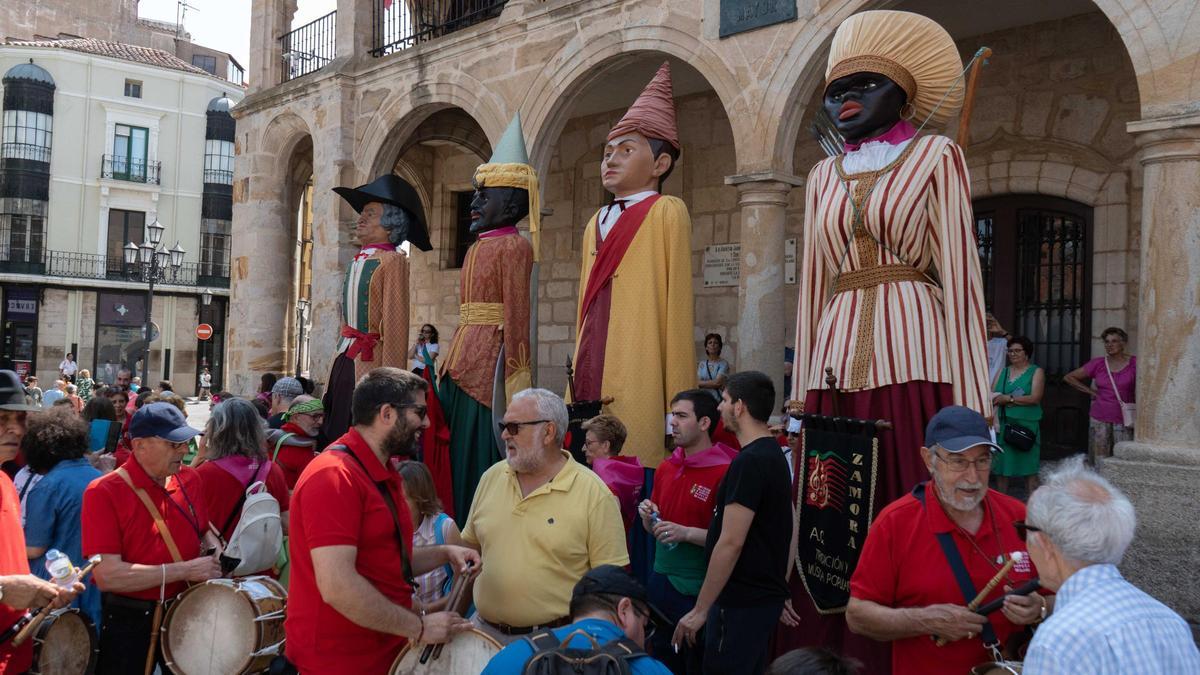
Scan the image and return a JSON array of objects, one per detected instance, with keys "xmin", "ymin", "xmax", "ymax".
[{"xmin": 974, "ymin": 195, "xmax": 1093, "ymax": 459}]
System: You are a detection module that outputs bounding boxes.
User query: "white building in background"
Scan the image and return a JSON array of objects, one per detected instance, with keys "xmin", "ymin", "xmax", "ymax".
[{"xmin": 0, "ymin": 37, "xmax": 242, "ymax": 393}]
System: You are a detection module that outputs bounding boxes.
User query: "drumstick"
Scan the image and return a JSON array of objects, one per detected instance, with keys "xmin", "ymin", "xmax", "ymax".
[
  {"xmin": 12, "ymin": 555, "xmax": 102, "ymax": 647},
  {"xmin": 935, "ymin": 553, "xmax": 1020, "ymax": 647},
  {"xmin": 420, "ymin": 570, "xmax": 471, "ymax": 663}
]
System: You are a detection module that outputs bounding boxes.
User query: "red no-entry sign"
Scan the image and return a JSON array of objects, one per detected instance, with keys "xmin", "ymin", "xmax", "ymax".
[{"xmin": 196, "ymin": 323, "xmax": 214, "ymax": 341}]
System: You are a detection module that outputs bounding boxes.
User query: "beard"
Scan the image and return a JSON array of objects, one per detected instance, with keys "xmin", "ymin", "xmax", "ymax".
[
  {"xmin": 383, "ymin": 417, "xmax": 422, "ymax": 459},
  {"xmin": 932, "ymin": 467, "xmax": 986, "ymax": 513}
]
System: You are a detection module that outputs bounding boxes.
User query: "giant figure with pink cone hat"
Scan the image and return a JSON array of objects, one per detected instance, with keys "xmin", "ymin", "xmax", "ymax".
[{"xmin": 570, "ymin": 62, "xmax": 695, "ymax": 470}]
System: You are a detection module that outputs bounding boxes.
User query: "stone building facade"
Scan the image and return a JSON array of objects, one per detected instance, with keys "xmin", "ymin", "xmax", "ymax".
[{"xmin": 232, "ymin": 0, "xmax": 1200, "ymax": 629}]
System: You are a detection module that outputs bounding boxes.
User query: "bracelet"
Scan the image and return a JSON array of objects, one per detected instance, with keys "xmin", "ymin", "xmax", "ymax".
[
  {"xmin": 1036, "ymin": 594, "xmax": 1048, "ymax": 622},
  {"xmin": 416, "ymin": 616, "xmax": 425, "ymax": 643}
]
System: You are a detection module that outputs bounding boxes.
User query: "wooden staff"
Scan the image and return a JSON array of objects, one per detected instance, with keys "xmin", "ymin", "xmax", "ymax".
[
  {"xmin": 144, "ymin": 600, "xmax": 165, "ymax": 675},
  {"xmin": 935, "ymin": 553, "xmax": 1019, "ymax": 647},
  {"xmin": 12, "ymin": 555, "xmax": 102, "ymax": 647},
  {"xmin": 955, "ymin": 47, "xmax": 994, "ymax": 149}
]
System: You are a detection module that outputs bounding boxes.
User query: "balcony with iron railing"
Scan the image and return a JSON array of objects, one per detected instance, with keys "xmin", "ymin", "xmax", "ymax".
[
  {"xmin": 0, "ymin": 250, "xmax": 229, "ymax": 288},
  {"xmin": 280, "ymin": 10, "xmax": 337, "ymax": 83},
  {"xmin": 101, "ymin": 155, "xmax": 161, "ymax": 185},
  {"xmin": 203, "ymin": 168, "xmax": 234, "ymax": 185},
  {"xmin": 0, "ymin": 142, "xmax": 52, "ymax": 164},
  {"xmin": 372, "ymin": 0, "xmax": 507, "ymax": 56}
]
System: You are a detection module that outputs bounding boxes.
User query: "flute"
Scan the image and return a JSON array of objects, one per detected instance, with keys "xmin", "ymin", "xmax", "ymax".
[{"xmin": 934, "ymin": 552, "xmax": 1022, "ymax": 647}]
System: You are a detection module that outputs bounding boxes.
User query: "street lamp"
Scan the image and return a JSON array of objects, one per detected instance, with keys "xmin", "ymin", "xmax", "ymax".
[
  {"xmin": 201, "ymin": 288, "xmax": 213, "ymax": 306},
  {"xmin": 295, "ymin": 297, "xmax": 310, "ymax": 377},
  {"xmin": 125, "ymin": 220, "xmax": 185, "ymax": 385}
]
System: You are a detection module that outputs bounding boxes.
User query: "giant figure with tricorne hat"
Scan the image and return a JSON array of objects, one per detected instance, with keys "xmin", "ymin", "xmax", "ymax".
[
  {"xmin": 321, "ymin": 175, "xmax": 432, "ymax": 440},
  {"xmin": 779, "ymin": 10, "xmax": 992, "ymax": 673},
  {"xmin": 439, "ymin": 114, "xmax": 536, "ymax": 521},
  {"xmin": 571, "ymin": 62, "xmax": 695, "ymax": 469}
]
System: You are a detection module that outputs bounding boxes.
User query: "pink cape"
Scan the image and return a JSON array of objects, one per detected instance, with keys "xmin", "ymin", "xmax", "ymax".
[
  {"xmin": 661, "ymin": 442, "xmax": 738, "ymax": 481},
  {"xmin": 592, "ymin": 455, "xmax": 644, "ymax": 529}
]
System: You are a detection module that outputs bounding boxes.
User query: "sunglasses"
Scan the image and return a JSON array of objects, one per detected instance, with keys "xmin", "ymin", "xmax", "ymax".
[
  {"xmin": 391, "ymin": 403, "xmax": 427, "ymax": 420},
  {"xmin": 1013, "ymin": 520, "xmax": 1042, "ymax": 542},
  {"xmin": 498, "ymin": 419, "xmax": 549, "ymax": 436}
]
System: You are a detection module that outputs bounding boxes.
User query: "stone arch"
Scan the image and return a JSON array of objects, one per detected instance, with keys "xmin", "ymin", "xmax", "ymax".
[
  {"xmin": 359, "ymin": 79, "xmax": 508, "ymax": 181},
  {"xmin": 763, "ymin": 0, "xmax": 1165, "ymax": 176},
  {"xmin": 522, "ymin": 27, "xmax": 749, "ymax": 173}
]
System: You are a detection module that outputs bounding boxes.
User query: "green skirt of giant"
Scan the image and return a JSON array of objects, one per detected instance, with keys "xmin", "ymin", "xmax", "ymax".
[{"xmin": 440, "ymin": 374, "xmax": 502, "ymax": 524}]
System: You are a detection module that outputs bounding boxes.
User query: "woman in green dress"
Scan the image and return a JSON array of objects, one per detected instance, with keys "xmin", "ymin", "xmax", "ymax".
[{"xmin": 993, "ymin": 335, "xmax": 1045, "ymax": 496}]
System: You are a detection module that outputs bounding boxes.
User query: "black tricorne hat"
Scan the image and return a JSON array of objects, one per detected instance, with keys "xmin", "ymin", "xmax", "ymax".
[
  {"xmin": 332, "ymin": 174, "xmax": 432, "ymax": 251},
  {"xmin": 0, "ymin": 370, "xmax": 40, "ymax": 412}
]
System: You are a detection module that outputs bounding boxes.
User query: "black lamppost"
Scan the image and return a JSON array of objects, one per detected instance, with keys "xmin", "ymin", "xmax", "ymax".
[
  {"xmin": 123, "ymin": 219, "xmax": 184, "ymax": 384},
  {"xmin": 295, "ymin": 297, "xmax": 310, "ymax": 377}
]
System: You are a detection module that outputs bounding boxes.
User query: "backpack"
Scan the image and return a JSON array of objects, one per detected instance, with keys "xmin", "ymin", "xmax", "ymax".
[
  {"xmin": 220, "ymin": 464, "xmax": 283, "ymax": 576},
  {"xmin": 521, "ymin": 628, "xmax": 645, "ymax": 675}
]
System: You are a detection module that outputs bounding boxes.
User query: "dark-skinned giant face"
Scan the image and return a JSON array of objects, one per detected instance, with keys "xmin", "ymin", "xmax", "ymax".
[
  {"xmin": 469, "ymin": 185, "xmax": 529, "ymax": 234},
  {"xmin": 823, "ymin": 71, "xmax": 909, "ymax": 144}
]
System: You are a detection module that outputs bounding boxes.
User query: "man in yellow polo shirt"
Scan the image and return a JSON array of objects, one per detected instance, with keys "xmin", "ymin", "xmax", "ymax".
[{"xmin": 462, "ymin": 387, "xmax": 629, "ymax": 643}]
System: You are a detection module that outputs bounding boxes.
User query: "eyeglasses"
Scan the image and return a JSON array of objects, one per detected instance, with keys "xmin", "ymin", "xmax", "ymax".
[
  {"xmin": 582, "ymin": 438, "xmax": 606, "ymax": 448},
  {"xmin": 498, "ymin": 419, "xmax": 549, "ymax": 436},
  {"xmin": 391, "ymin": 403, "xmax": 427, "ymax": 420},
  {"xmin": 1013, "ymin": 520, "xmax": 1042, "ymax": 543},
  {"xmin": 934, "ymin": 449, "xmax": 993, "ymax": 472},
  {"xmin": 1006, "ymin": 349, "xmax": 1025, "ymax": 354}
]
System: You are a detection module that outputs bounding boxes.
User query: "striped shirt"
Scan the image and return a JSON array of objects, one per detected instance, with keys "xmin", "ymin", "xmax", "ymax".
[
  {"xmin": 793, "ymin": 135, "xmax": 992, "ymax": 416},
  {"xmin": 1024, "ymin": 564, "xmax": 1200, "ymax": 674}
]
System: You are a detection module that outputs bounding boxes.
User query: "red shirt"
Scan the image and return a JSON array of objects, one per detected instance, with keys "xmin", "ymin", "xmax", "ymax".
[
  {"xmin": 273, "ymin": 423, "xmax": 320, "ymax": 489},
  {"xmin": 0, "ymin": 473, "xmax": 33, "ymax": 673},
  {"xmin": 81, "ymin": 456, "xmax": 210, "ymax": 601},
  {"xmin": 284, "ymin": 428, "xmax": 415, "ymax": 675},
  {"xmin": 849, "ymin": 483, "xmax": 1039, "ymax": 675},
  {"xmin": 194, "ymin": 458, "xmax": 290, "ymax": 540},
  {"xmin": 650, "ymin": 444, "xmax": 736, "ymax": 528}
]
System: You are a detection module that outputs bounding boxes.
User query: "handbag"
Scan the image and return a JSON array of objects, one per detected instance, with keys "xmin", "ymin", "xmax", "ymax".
[
  {"xmin": 999, "ymin": 368, "xmax": 1036, "ymax": 452},
  {"xmin": 1105, "ymin": 358, "xmax": 1136, "ymax": 428}
]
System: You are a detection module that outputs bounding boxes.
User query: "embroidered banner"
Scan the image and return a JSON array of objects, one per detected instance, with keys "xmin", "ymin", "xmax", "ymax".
[{"xmin": 795, "ymin": 416, "xmax": 880, "ymax": 613}]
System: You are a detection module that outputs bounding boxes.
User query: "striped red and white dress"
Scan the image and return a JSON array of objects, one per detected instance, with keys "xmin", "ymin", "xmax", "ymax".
[{"xmin": 792, "ymin": 134, "xmax": 992, "ymax": 418}]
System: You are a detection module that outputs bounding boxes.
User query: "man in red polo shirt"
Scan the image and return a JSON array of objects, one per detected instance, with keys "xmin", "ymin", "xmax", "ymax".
[
  {"xmin": 83, "ymin": 402, "xmax": 222, "ymax": 675},
  {"xmin": 638, "ymin": 389, "xmax": 735, "ymax": 673},
  {"xmin": 846, "ymin": 406, "xmax": 1050, "ymax": 675},
  {"xmin": 0, "ymin": 370, "xmax": 81, "ymax": 674},
  {"xmin": 285, "ymin": 367, "xmax": 478, "ymax": 674}
]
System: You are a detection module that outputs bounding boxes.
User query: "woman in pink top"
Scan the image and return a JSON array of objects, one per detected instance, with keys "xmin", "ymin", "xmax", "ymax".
[
  {"xmin": 581, "ymin": 414, "xmax": 643, "ymax": 532},
  {"xmin": 1064, "ymin": 326, "xmax": 1136, "ymax": 463}
]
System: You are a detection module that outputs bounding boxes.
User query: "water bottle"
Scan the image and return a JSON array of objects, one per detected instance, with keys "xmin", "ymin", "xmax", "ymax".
[
  {"xmin": 649, "ymin": 512, "xmax": 678, "ymax": 551},
  {"xmin": 44, "ymin": 549, "xmax": 76, "ymax": 586}
]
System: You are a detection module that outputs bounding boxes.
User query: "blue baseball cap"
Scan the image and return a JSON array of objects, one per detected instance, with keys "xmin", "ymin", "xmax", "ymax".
[
  {"xmin": 129, "ymin": 402, "xmax": 201, "ymax": 442},
  {"xmin": 924, "ymin": 405, "xmax": 1003, "ymax": 453}
]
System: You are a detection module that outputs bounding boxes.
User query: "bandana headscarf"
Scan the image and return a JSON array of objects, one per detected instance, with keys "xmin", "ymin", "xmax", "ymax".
[{"xmin": 282, "ymin": 398, "xmax": 324, "ymax": 422}]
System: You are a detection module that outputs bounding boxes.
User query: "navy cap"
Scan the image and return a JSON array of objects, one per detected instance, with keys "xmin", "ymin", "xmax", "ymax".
[
  {"xmin": 573, "ymin": 565, "xmax": 671, "ymax": 628},
  {"xmin": 924, "ymin": 405, "xmax": 1003, "ymax": 454},
  {"xmin": 129, "ymin": 402, "xmax": 201, "ymax": 442}
]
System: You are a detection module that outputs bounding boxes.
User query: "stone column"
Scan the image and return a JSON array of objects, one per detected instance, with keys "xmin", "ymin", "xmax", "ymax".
[
  {"xmin": 1103, "ymin": 117, "xmax": 1200, "ymax": 629},
  {"xmin": 336, "ymin": 0, "xmax": 374, "ymax": 62},
  {"xmin": 725, "ymin": 173, "xmax": 803, "ymax": 413},
  {"xmin": 248, "ymin": 0, "xmax": 297, "ymax": 94}
]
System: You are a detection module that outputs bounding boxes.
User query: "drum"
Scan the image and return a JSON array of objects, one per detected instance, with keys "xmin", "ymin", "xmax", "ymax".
[
  {"xmin": 30, "ymin": 608, "xmax": 98, "ymax": 675},
  {"xmin": 970, "ymin": 662, "xmax": 1023, "ymax": 675},
  {"xmin": 162, "ymin": 576, "xmax": 287, "ymax": 675},
  {"xmin": 389, "ymin": 628, "xmax": 502, "ymax": 674}
]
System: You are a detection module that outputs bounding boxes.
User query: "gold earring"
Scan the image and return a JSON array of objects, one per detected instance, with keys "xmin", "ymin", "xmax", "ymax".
[{"xmin": 900, "ymin": 102, "xmax": 917, "ymax": 121}]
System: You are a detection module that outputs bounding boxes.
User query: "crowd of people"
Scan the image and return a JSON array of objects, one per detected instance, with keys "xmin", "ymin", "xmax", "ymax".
[{"xmin": 0, "ymin": 315, "xmax": 1187, "ymax": 675}]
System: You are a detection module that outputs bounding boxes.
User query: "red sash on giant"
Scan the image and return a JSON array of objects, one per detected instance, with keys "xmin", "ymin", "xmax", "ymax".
[{"xmin": 574, "ymin": 195, "xmax": 661, "ymax": 400}]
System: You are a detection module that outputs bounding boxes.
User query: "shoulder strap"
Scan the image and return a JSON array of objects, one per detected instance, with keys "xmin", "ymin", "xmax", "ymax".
[
  {"xmin": 273, "ymin": 433, "xmax": 297, "ymax": 462},
  {"xmin": 331, "ymin": 445, "xmax": 415, "ymax": 586},
  {"xmin": 1104, "ymin": 358, "xmax": 1126, "ymax": 406},
  {"xmin": 523, "ymin": 628, "xmax": 561, "ymax": 654},
  {"xmin": 432, "ymin": 512, "xmax": 450, "ymax": 546},
  {"xmin": 116, "ymin": 467, "xmax": 184, "ymax": 563},
  {"xmin": 911, "ymin": 483, "xmax": 998, "ymax": 646},
  {"xmin": 219, "ymin": 462, "xmax": 266, "ymax": 540},
  {"xmin": 600, "ymin": 636, "xmax": 646, "ymax": 661}
]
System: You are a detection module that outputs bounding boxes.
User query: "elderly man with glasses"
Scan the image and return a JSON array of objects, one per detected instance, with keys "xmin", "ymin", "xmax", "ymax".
[
  {"xmin": 845, "ymin": 406, "xmax": 1048, "ymax": 675},
  {"xmin": 461, "ymin": 387, "xmax": 629, "ymax": 644},
  {"xmin": 1020, "ymin": 457, "xmax": 1200, "ymax": 673}
]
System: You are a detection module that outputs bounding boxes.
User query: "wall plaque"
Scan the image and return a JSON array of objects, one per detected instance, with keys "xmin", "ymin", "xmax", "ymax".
[
  {"xmin": 720, "ymin": 0, "xmax": 798, "ymax": 38},
  {"xmin": 703, "ymin": 243, "xmax": 741, "ymax": 287}
]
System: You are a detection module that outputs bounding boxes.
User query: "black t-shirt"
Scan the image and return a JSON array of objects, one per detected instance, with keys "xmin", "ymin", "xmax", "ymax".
[{"xmin": 705, "ymin": 436, "xmax": 792, "ymax": 607}]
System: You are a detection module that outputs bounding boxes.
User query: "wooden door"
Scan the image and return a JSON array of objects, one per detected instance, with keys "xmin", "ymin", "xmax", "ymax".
[{"xmin": 973, "ymin": 196, "xmax": 1092, "ymax": 461}]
